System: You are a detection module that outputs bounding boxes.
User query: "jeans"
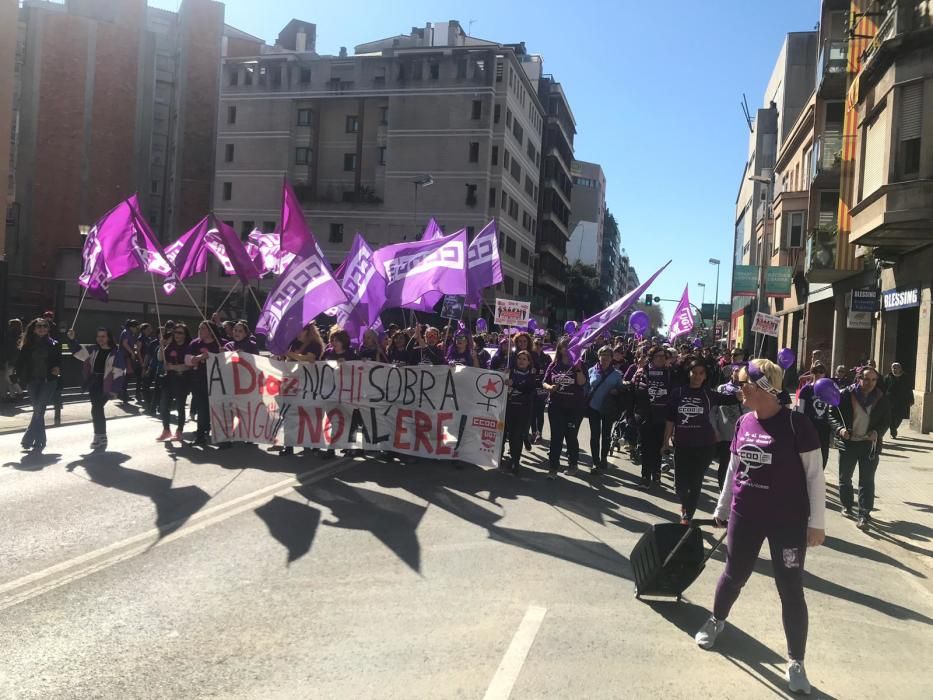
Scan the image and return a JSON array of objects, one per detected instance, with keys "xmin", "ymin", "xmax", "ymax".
[
  {"xmin": 531, "ymin": 393, "xmax": 546, "ymax": 435},
  {"xmin": 674, "ymin": 444, "xmax": 716, "ymax": 520},
  {"xmin": 713, "ymin": 511, "xmax": 809, "ymax": 661},
  {"xmin": 504, "ymin": 404, "xmax": 532, "ymax": 466},
  {"xmin": 23, "ymin": 379, "xmax": 55, "ymax": 448},
  {"xmin": 586, "ymin": 407, "xmax": 613, "ymax": 466},
  {"xmin": 547, "ymin": 404, "xmax": 581, "ymax": 471},
  {"xmin": 838, "ymin": 442, "xmax": 877, "ymax": 517},
  {"xmin": 639, "ymin": 420, "xmax": 664, "ymax": 480},
  {"xmin": 90, "ymin": 383, "xmax": 108, "ymax": 435},
  {"xmin": 193, "ymin": 382, "xmax": 211, "ymax": 438},
  {"xmin": 816, "ymin": 426, "xmax": 830, "ymax": 469},
  {"xmin": 160, "ymin": 373, "xmax": 190, "ymax": 431}
]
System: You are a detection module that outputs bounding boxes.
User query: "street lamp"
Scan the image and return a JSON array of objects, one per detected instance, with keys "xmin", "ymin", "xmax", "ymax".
[{"xmin": 709, "ymin": 258, "xmax": 720, "ymax": 344}]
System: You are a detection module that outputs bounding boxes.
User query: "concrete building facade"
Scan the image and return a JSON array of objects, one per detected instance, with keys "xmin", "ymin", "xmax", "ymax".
[
  {"xmin": 215, "ymin": 20, "xmax": 544, "ymax": 306},
  {"xmin": 0, "ymin": 0, "xmax": 17, "ymax": 325},
  {"xmin": 568, "ymin": 160, "xmax": 605, "ymax": 273}
]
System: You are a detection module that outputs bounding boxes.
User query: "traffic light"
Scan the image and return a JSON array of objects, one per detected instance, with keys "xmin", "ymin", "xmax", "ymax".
[{"xmin": 645, "ymin": 294, "xmax": 653, "ymax": 306}]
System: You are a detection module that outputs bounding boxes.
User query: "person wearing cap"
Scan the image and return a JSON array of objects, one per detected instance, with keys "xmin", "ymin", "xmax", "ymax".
[{"xmin": 694, "ymin": 359, "xmax": 825, "ymax": 696}]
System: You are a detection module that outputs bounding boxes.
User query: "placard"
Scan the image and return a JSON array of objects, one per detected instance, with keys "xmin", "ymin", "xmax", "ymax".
[
  {"xmin": 494, "ymin": 298, "xmax": 531, "ymax": 327},
  {"xmin": 750, "ymin": 311, "xmax": 780, "ymax": 337},
  {"xmin": 440, "ymin": 294, "xmax": 465, "ymax": 320}
]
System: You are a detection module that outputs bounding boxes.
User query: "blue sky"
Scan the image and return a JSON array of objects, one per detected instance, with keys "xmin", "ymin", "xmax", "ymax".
[{"xmin": 153, "ymin": 0, "xmax": 820, "ymax": 324}]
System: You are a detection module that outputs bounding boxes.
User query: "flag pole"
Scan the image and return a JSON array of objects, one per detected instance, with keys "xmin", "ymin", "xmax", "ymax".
[
  {"xmin": 71, "ymin": 286, "xmax": 89, "ymax": 330},
  {"xmin": 149, "ymin": 272, "xmax": 163, "ymax": 331},
  {"xmin": 213, "ymin": 279, "xmax": 241, "ymax": 318}
]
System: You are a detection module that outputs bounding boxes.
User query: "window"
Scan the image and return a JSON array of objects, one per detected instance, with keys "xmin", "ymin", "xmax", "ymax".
[
  {"xmin": 504, "ymin": 276, "xmax": 514, "ymax": 294},
  {"xmin": 489, "ymin": 186, "xmax": 496, "ymax": 207},
  {"xmin": 524, "ymin": 175, "xmax": 534, "ymax": 197},
  {"xmin": 533, "ymin": 185, "xmax": 538, "ymax": 202},
  {"xmin": 468, "ymin": 141, "xmax": 480, "ymax": 163},
  {"xmin": 512, "ymin": 120, "xmax": 523, "ymax": 145},
  {"xmin": 241, "ymin": 221, "xmax": 254, "ymax": 240},
  {"xmin": 343, "ymin": 153, "xmax": 357, "ymax": 171},
  {"xmin": 295, "ymin": 147, "xmax": 311, "ymax": 165},
  {"xmin": 262, "ymin": 221, "xmax": 276, "ymax": 233},
  {"xmin": 519, "ymin": 281, "xmax": 528, "ymax": 297},
  {"xmin": 224, "ymin": 143, "xmax": 235, "ymax": 163},
  {"xmin": 471, "ymin": 100, "xmax": 482, "ymax": 119},
  {"xmin": 897, "ymin": 82, "xmax": 922, "ymax": 180},
  {"xmin": 244, "ymin": 67, "xmax": 253, "ymax": 86},
  {"xmin": 491, "ymin": 146, "xmax": 498, "ymax": 165},
  {"xmin": 861, "ymin": 105, "xmax": 887, "ymax": 198},
  {"xmin": 503, "ymin": 149, "xmax": 510, "ymax": 169},
  {"xmin": 510, "ymin": 159, "xmax": 521, "ymax": 182},
  {"xmin": 429, "ymin": 62, "xmax": 440, "ymax": 80},
  {"xmin": 465, "ymin": 183, "xmax": 477, "ymax": 206},
  {"xmin": 346, "ymin": 115, "xmax": 359, "ymax": 133},
  {"xmin": 374, "ymin": 67, "xmax": 386, "ymax": 85},
  {"xmin": 508, "ymin": 198, "xmax": 519, "ymax": 220},
  {"xmin": 788, "ymin": 211, "xmax": 805, "ymax": 248},
  {"xmin": 506, "ymin": 109, "xmax": 512, "ymax": 128},
  {"xmin": 501, "ymin": 191, "xmax": 508, "ymax": 211},
  {"xmin": 329, "ymin": 223, "xmax": 344, "ymax": 243},
  {"xmin": 467, "ymin": 226, "xmax": 475, "ymax": 240},
  {"xmin": 227, "ymin": 106, "xmax": 236, "ymax": 124},
  {"xmin": 151, "ymin": 180, "xmax": 159, "ymax": 194},
  {"xmin": 229, "ymin": 69, "xmax": 239, "ymax": 86},
  {"xmin": 297, "ymin": 109, "xmax": 312, "ymax": 126},
  {"xmin": 496, "ymin": 61, "xmax": 504, "ymax": 82},
  {"xmin": 378, "ymin": 146, "xmax": 386, "ymax": 165},
  {"xmin": 505, "ymin": 237, "xmax": 516, "ymax": 257},
  {"xmin": 299, "ymin": 67, "xmax": 311, "ymax": 84},
  {"xmin": 222, "ymin": 182, "xmax": 232, "ymax": 200},
  {"xmin": 457, "ymin": 59, "xmax": 467, "ymax": 79},
  {"xmin": 520, "ymin": 247, "xmax": 530, "ymax": 264},
  {"xmin": 526, "ymin": 141, "xmax": 535, "ymax": 161},
  {"xmin": 498, "ymin": 234, "xmax": 504, "ymax": 250},
  {"xmin": 380, "ymin": 106, "xmax": 388, "ymax": 125},
  {"xmin": 494, "ymin": 104, "xmax": 501, "ymax": 123}
]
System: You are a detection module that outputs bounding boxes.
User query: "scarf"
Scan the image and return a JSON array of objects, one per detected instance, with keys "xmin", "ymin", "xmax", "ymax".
[{"xmin": 852, "ymin": 383, "xmax": 881, "ymax": 410}]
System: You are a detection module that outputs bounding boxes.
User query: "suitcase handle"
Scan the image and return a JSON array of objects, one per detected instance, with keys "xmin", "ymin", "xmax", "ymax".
[{"xmin": 661, "ymin": 519, "xmax": 729, "ymax": 569}]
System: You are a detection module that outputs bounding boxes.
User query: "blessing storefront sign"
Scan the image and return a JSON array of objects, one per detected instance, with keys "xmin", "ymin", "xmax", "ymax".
[{"xmin": 881, "ymin": 287, "xmax": 921, "ymax": 311}]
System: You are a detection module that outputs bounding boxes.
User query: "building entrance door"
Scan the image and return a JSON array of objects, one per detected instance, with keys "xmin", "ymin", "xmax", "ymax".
[{"xmin": 894, "ymin": 306, "xmax": 920, "ymax": 379}]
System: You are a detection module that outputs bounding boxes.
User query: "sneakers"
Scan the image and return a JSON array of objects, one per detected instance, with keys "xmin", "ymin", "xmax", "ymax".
[
  {"xmin": 679, "ymin": 518, "xmax": 690, "ymax": 526},
  {"xmin": 172, "ymin": 430, "xmax": 184, "ymax": 442},
  {"xmin": 547, "ymin": 469, "xmax": 558, "ymax": 480},
  {"xmin": 842, "ymin": 506, "xmax": 854, "ymax": 518},
  {"xmin": 532, "ymin": 432, "xmax": 542, "ymax": 446},
  {"xmin": 90, "ymin": 434, "xmax": 107, "ymax": 451},
  {"xmin": 639, "ymin": 477, "xmax": 651, "ymax": 490},
  {"xmin": 695, "ymin": 616, "xmax": 725, "ymax": 650},
  {"xmin": 523, "ymin": 437, "xmax": 532, "ymax": 451},
  {"xmin": 857, "ymin": 516, "xmax": 870, "ymax": 530},
  {"xmin": 787, "ymin": 660, "xmax": 811, "ymax": 695},
  {"xmin": 156, "ymin": 429, "xmax": 172, "ymax": 441}
]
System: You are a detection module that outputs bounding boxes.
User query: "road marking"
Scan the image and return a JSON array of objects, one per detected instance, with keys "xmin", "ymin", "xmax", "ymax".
[
  {"xmin": 483, "ymin": 604, "xmax": 548, "ymax": 700},
  {"xmin": 0, "ymin": 458, "xmax": 353, "ymax": 612}
]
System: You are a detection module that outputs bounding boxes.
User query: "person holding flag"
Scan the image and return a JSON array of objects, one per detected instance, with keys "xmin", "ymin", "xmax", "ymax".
[{"xmin": 65, "ymin": 327, "xmax": 124, "ymax": 451}]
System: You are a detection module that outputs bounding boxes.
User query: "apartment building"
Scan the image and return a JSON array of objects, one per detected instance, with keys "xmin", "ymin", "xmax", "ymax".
[
  {"xmin": 0, "ymin": 0, "xmax": 16, "ymax": 325},
  {"xmin": 6, "ymin": 0, "xmax": 249, "ymax": 319},
  {"xmin": 215, "ymin": 20, "xmax": 544, "ymax": 306},
  {"xmin": 568, "ymin": 160, "xmax": 606, "ymax": 273},
  {"xmin": 600, "ymin": 210, "xmax": 622, "ymax": 303},
  {"xmin": 845, "ymin": 0, "xmax": 933, "ymax": 430}
]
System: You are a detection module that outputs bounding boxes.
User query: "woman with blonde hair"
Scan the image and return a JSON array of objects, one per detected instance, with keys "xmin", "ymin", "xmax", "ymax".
[{"xmin": 694, "ymin": 359, "xmax": 826, "ymax": 695}]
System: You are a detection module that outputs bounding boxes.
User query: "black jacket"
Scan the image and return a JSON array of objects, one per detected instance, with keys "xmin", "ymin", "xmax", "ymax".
[
  {"xmin": 884, "ymin": 373, "xmax": 914, "ymax": 416},
  {"xmin": 15, "ymin": 337, "xmax": 63, "ymax": 383},
  {"xmin": 827, "ymin": 386, "xmax": 891, "ymax": 451}
]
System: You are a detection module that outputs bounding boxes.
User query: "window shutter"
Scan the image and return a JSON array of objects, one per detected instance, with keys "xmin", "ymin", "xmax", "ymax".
[
  {"xmin": 900, "ymin": 82, "xmax": 922, "ymax": 141},
  {"xmin": 862, "ymin": 109, "xmax": 887, "ymax": 197}
]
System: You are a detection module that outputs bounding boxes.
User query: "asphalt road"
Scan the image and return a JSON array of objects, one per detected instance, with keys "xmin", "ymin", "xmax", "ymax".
[{"xmin": 1, "ymin": 413, "xmax": 932, "ymax": 699}]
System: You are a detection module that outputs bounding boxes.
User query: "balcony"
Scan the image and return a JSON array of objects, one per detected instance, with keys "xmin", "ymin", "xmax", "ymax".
[
  {"xmin": 862, "ymin": 1, "xmax": 933, "ymax": 79},
  {"xmin": 537, "ymin": 267, "xmax": 566, "ymax": 294},
  {"xmin": 817, "ymin": 40, "xmax": 847, "ymax": 98},
  {"xmin": 810, "ymin": 131, "xmax": 842, "ymax": 187},
  {"xmin": 849, "ymin": 180, "xmax": 933, "ymax": 253},
  {"xmin": 537, "ymin": 237, "xmax": 566, "ymax": 264}
]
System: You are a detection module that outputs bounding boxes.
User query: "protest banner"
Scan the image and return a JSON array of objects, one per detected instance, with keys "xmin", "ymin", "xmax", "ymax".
[
  {"xmin": 750, "ymin": 311, "xmax": 780, "ymax": 337},
  {"xmin": 494, "ymin": 298, "xmax": 530, "ymax": 327},
  {"xmin": 208, "ymin": 353, "xmax": 507, "ymax": 467},
  {"xmin": 440, "ymin": 294, "xmax": 465, "ymax": 321}
]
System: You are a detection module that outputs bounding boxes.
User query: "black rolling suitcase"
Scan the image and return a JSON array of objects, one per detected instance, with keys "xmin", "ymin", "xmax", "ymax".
[{"xmin": 631, "ymin": 519, "xmax": 727, "ymax": 601}]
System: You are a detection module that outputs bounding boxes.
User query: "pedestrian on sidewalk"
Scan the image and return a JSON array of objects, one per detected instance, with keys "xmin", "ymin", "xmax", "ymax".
[
  {"xmin": 883, "ymin": 362, "xmax": 913, "ymax": 439},
  {"xmin": 502, "ymin": 350, "xmax": 536, "ymax": 475},
  {"xmin": 586, "ymin": 346, "xmax": 624, "ymax": 473},
  {"xmin": 694, "ymin": 359, "xmax": 825, "ymax": 696},
  {"xmin": 187, "ymin": 321, "xmax": 222, "ymax": 447},
  {"xmin": 16, "ymin": 318, "xmax": 63, "ymax": 452},
  {"xmin": 156, "ymin": 323, "xmax": 192, "ymax": 443},
  {"xmin": 828, "ymin": 366, "xmax": 890, "ymax": 529},
  {"xmin": 795, "ymin": 363, "xmax": 832, "ymax": 468},
  {"xmin": 542, "ymin": 337, "xmax": 587, "ymax": 479},
  {"xmin": 663, "ymin": 358, "xmax": 739, "ymax": 523},
  {"xmin": 1, "ymin": 318, "xmax": 25, "ymax": 401},
  {"xmin": 65, "ymin": 327, "xmax": 124, "ymax": 451}
]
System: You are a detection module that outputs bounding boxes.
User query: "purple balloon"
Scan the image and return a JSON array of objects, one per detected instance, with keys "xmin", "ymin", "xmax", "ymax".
[
  {"xmin": 476, "ymin": 318, "xmax": 487, "ymax": 332},
  {"xmin": 692, "ymin": 338, "xmax": 704, "ymax": 348},
  {"xmin": 564, "ymin": 320, "xmax": 577, "ymax": 335},
  {"xmin": 814, "ymin": 377, "xmax": 841, "ymax": 407},
  {"xmin": 527, "ymin": 318, "xmax": 538, "ymax": 332},
  {"xmin": 629, "ymin": 311, "xmax": 650, "ymax": 335},
  {"xmin": 777, "ymin": 347, "xmax": 796, "ymax": 370}
]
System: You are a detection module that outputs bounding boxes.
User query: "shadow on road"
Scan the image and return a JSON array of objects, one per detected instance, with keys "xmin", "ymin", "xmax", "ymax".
[
  {"xmin": 3, "ymin": 452, "xmax": 62, "ymax": 471},
  {"xmin": 822, "ymin": 535, "xmax": 926, "ymax": 578},
  {"xmin": 254, "ymin": 495, "xmax": 322, "ymax": 565}
]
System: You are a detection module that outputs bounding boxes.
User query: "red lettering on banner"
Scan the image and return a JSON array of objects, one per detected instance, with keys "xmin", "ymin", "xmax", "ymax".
[
  {"xmin": 265, "ymin": 375, "xmax": 282, "ymax": 397},
  {"xmin": 394, "ymin": 409, "xmax": 412, "ymax": 449},
  {"xmin": 323, "ymin": 409, "xmax": 345, "ymax": 444},
  {"xmin": 414, "ymin": 410, "xmax": 433, "ymax": 454},
  {"xmin": 435, "ymin": 412, "xmax": 453, "ymax": 455},
  {"xmin": 297, "ymin": 406, "xmax": 323, "ymax": 443},
  {"xmin": 233, "ymin": 358, "xmax": 257, "ymax": 394}
]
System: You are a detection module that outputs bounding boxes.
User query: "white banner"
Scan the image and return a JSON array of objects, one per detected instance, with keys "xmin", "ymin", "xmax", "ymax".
[
  {"xmin": 751, "ymin": 311, "xmax": 780, "ymax": 337},
  {"xmin": 207, "ymin": 353, "xmax": 507, "ymax": 467},
  {"xmin": 494, "ymin": 298, "xmax": 530, "ymax": 327}
]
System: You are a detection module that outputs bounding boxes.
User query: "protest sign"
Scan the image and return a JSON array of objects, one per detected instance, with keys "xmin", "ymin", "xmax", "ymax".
[
  {"xmin": 494, "ymin": 298, "xmax": 530, "ymax": 327},
  {"xmin": 208, "ymin": 353, "xmax": 507, "ymax": 467},
  {"xmin": 751, "ymin": 311, "xmax": 780, "ymax": 337},
  {"xmin": 440, "ymin": 294, "xmax": 465, "ymax": 320}
]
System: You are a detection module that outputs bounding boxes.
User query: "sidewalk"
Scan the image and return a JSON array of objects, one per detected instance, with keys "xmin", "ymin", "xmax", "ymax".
[{"xmin": 0, "ymin": 396, "xmax": 147, "ymax": 436}]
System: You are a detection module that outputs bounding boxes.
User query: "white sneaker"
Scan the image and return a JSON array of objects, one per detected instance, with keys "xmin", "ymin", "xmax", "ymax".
[
  {"xmin": 787, "ymin": 660, "xmax": 811, "ymax": 695},
  {"xmin": 695, "ymin": 616, "xmax": 725, "ymax": 650}
]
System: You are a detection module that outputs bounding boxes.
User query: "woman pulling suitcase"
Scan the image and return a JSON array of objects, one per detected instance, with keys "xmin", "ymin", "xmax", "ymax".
[{"xmin": 694, "ymin": 359, "xmax": 825, "ymax": 696}]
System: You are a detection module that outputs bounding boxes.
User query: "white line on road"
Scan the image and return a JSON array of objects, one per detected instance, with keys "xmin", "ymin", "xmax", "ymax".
[
  {"xmin": 0, "ymin": 458, "xmax": 353, "ymax": 612},
  {"xmin": 483, "ymin": 604, "xmax": 548, "ymax": 700}
]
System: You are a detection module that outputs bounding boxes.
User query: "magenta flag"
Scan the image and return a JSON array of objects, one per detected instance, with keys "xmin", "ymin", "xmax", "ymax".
[
  {"xmin": 160, "ymin": 216, "xmax": 213, "ymax": 294},
  {"xmin": 334, "ymin": 234, "xmax": 387, "ymax": 344},
  {"xmin": 207, "ymin": 219, "xmax": 263, "ymax": 285},
  {"xmin": 248, "ymin": 231, "xmax": 296, "ymax": 276},
  {"xmin": 465, "ymin": 220, "xmax": 503, "ymax": 308},
  {"xmin": 372, "ymin": 229, "xmax": 468, "ymax": 310},
  {"xmin": 256, "ymin": 237, "xmax": 348, "ymax": 356},
  {"xmin": 420, "ymin": 218, "xmax": 443, "ymax": 241},
  {"xmin": 280, "ymin": 180, "xmax": 316, "ymax": 257},
  {"xmin": 78, "ymin": 195, "xmax": 171, "ymax": 300},
  {"xmin": 668, "ymin": 285, "xmax": 694, "ymax": 341},
  {"xmin": 566, "ymin": 260, "xmax": 671, "ymax": 363}
]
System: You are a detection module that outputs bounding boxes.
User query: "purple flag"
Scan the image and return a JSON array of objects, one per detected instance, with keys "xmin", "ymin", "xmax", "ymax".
[
  {"xmin": 256, "ymin": 242, "xmax": 348, "ymax": 356},
  {"xmin": 465, "ymin": 220, "xmax": 502, "ymax": 308},
  {"xmin": 420, "ymin": 218, "xmax": 443, "ymax": 241},
  {"xmin": 334, "ymin": 234, "xmax": 387, "ymax": 344},
  {"xmin": 78, "ymin": 195, "xmax": 171, "ymax": 300},
  {"xmin": 372, "ymin": 229, "xmax": 468, "ymax": 310},
  {"xmin": 161, "ymin": 216, "xmax": 213, "ymax": 294},
  {"xmin": 248, "ymin": 231, "xmax": 296, "ymax": 276},
  {"xmin": 668, "ymin": 285, "xmax": 694, "ymax": 341},
  {"xmin": 207, "ymin": 219, "xmax": 263, "ymax": 285},
  {"xmin": 566, "ymin": 260, "xmax": 671, "ymax": 363},
  {"xmin": 281, "ymin": 180, "xmax": 316, "ymax": 257}
]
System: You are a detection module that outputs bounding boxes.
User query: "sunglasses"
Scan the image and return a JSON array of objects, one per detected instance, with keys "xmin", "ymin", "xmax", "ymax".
[{"xmin": 36, "ymin": 324, "xmax": 49, "ymax": 328}]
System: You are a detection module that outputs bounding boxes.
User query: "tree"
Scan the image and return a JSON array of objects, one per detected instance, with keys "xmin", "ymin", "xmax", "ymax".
[
  {"xmin": 629, "ymin": 302, "xmax": 665, "ymax": 337},
  {"xmin": 565, "ymin": 261, "xmax": 605, "ymax": 319}
]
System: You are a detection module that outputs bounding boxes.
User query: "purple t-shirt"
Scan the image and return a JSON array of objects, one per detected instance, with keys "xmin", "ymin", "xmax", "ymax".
[
  {"xmin": 730, "ymin": 408, "xmax": 820, "ymax": 524},
  {"xmin": 666, "ymin": 385, "xmax": 716, "ymax": 447},
  {"xmin": 544, "ymin": 361, "xmax": 585, "ymax": 412},
  {"xmin": 188, "ymin": 339, "xmax": 220, "ymax": 377},
  {"xmin": 163, "ymin": 342, "xmax": 191, "ymax": 371}
]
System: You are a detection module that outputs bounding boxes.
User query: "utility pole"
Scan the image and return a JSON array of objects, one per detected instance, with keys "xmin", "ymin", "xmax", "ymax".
[{"xmin": 748, "ymin": 169, "xmax": 773, "ymax": 356}]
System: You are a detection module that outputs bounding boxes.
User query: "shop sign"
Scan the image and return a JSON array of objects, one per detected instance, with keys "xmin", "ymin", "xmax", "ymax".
[
  {"xmin": 733, "ymin": 265, "xmax": 758, "ymax": 297},
  {"xmin": 847, "ymin": 310, "xmax": 872, "ymax": 329},
  {"xmin": 765, "ymin": 266, "xmax": 793, "ymax": 298},
  {"xmin": 851, "ymin": 288, "xmax": 879, "ymax": 312},
  {"xmin": 881, "ymin": 287, "xmax": 920, "ymax": 311}
]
